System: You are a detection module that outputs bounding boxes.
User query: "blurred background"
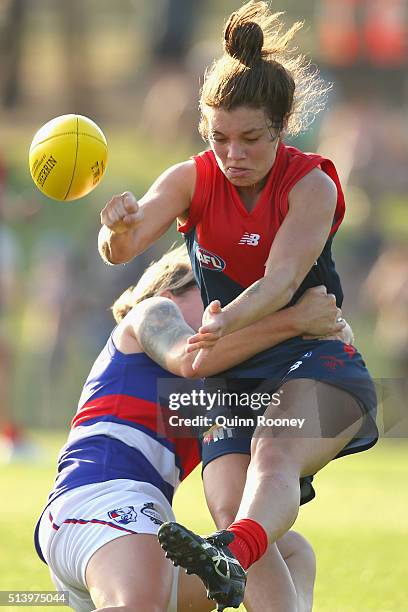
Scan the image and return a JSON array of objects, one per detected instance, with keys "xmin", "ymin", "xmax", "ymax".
[
  {"xmin": 0, "ymin": 1, "xmax": 407, "ymax": 610},
  {"xmin": 1, "ymin": 0, "xmax": 408, "ymax": 439}
]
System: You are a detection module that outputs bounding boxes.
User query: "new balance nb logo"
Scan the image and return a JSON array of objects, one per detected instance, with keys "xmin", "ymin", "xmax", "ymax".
[{"xmin": 239, "ymin": 232, "xmax": 260, "ymax": 246}]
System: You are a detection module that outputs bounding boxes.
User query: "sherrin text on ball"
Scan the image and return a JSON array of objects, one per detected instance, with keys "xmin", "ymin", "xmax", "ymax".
[{"xmin": 29, "ymin": 114, "xmax": 108, "ymax": 201}]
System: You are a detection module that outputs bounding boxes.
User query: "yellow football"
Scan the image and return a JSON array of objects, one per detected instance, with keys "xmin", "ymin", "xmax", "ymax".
[{"xmin": 29, "ymin": 114, "xmax": 108, "ymax": 201}]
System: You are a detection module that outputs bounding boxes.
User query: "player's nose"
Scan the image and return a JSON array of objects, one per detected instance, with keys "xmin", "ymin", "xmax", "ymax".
[{"xmin": 227, "ymin": 141, "xmax": 246, "ymax": 160}]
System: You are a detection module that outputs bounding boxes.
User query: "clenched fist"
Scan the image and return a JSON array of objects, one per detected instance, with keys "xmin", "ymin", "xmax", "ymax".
[{"xmin": 100, "ymin": 191, "xmax": 144, "ymax": 234}]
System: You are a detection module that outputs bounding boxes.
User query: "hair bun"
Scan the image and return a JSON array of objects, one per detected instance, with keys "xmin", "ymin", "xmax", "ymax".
[{"xmin": 224, "ymin": 19, "xmax": 264, "ymax": 67}]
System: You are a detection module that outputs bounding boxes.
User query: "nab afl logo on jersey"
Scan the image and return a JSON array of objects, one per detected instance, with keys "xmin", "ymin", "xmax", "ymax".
[{"xmin": 196, "ymin": 247, "xmax": 226, "ymax": 271}]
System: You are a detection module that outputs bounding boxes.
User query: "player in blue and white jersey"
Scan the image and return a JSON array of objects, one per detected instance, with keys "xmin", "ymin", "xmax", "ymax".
[{"xmin": 35, "ymin": 244, "xmax": 345, "ymax": 611}]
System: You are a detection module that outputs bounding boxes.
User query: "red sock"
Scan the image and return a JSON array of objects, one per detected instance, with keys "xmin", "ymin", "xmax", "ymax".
[{"xmin": 226, "ymin": 518, "xmax": 268, "ymax": 570}]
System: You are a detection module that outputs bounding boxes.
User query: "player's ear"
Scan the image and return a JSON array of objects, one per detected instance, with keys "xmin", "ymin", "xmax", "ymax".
[{"xmin": 159, "ymin": 289, "xmax": 175, "ymax": 301}]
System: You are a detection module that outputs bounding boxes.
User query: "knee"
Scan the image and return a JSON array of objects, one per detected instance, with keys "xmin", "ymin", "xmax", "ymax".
[
  {"xmin": 204, "ymin": 471, "xmax": 239, "ymax": 527},
  {"xmin": 279, "ymin": 531, "xmax": 316, "ymax": 567},
  {"xmin": 203, "ymin": 459, "xmax": 246, "ymax": 529},
  {"xmin": 300, "ymin": 536, "xmax": 316, "ymax": 573},
  {"xmin": 208, "ymin": 499, "xmax": 239, "ymax": 529},
  {"xmin": 250, "ymin": 438, "xmax": 299, "ymax": 481}
]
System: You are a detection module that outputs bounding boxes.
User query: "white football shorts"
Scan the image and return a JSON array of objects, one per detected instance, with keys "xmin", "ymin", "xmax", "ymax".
[{"xmin": 37, "ymin": 479, "xmax": 178, "ymax": 612}]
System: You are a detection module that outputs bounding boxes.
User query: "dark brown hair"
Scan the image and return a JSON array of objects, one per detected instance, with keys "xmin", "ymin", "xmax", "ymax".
[{"xmin": 199, "ymin": 1, "xmax": 330, "ymax": 139}]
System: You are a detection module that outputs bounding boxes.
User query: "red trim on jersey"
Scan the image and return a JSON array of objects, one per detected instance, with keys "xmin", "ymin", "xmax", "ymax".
[
  {"xmin": 178, "ymin": 154, "xmax": 209, "ymax": 233},
  {"xmin": 72, "ymin": 394, "xmax": 159, "ymax": 429},
  {"xmin": 71, "ymin": 395, "xmax": 200, "ymax": 481},
  {"xmin": 175, "ymin": 438, "xmax": 200, "ymax": 481},
  {"xmin": 277, "ymin": 145, "xmax": 345, "ymax": 235}
]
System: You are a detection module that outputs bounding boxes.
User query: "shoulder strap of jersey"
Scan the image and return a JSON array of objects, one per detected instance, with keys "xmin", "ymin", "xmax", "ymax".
[
  {"xmin": 278, "ymin": 148, "xmax": 345, "ymax": 237},
  {"xmin": 178, "ymin": 150, "xmax": 213, "ymax": 234}
]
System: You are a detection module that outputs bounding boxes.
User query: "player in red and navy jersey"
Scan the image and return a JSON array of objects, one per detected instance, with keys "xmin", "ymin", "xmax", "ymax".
[
  {"xmin": 98, "ymin": 3, "xmax": 378, "ymax": 609},
  {"xmin": 36, "ymin": 245, "xmax": 346, "ymax": 611}
]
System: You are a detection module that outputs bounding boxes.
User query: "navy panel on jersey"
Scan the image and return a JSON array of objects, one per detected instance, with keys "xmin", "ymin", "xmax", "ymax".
[
  {"xmin": 201, "ymin": 339, "xmax": 378, "ymax": 504},
  {"xmin": 184, "ymin": 229, "xmax": 245, "ymax": 307}
]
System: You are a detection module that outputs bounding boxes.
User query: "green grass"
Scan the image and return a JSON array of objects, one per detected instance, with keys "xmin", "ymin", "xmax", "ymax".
[{"xmin": 1, "ymin": 433, "xmax": 407, "ymax": 611}]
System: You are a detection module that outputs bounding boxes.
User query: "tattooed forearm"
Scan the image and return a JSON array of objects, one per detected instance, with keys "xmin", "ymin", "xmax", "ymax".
[{"xmin": 137, "ymin": 299, "xmax": 193, "ymax": 370}]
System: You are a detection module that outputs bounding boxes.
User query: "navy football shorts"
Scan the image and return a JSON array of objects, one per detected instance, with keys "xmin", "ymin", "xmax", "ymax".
[{"xmin": 201, "ymin": 338, "xmax": 378, "ymax": 505}]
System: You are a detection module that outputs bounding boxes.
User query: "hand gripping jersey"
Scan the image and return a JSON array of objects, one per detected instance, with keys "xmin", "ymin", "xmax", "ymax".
[
  {"xmin": 179, "ymin": 142, "xmax": 345, "ymax": 309},
  {"xmin": 36, "ymin": 334, "xmax": 200, "ymax": 538}
]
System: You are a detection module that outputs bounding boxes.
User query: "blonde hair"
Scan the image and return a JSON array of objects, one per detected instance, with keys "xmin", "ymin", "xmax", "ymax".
[
  {"xmin": 199, "ymin": 1, "xmax": 330, "ymax": 138},
  {"xmin": 111, "ymin": 244, "xmax": 195, "ymax": 323}
]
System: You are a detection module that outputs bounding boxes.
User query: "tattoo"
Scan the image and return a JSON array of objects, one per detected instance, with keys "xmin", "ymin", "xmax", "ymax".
[{"xmin": 137, "ymin": 299, "xmax": 193, "ymax": 370}]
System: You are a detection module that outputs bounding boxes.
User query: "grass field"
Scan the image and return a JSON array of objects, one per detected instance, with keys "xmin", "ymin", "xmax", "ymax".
[{"xmin": 1, "ymin": 432, "xmax": 407, "ymax": 612}]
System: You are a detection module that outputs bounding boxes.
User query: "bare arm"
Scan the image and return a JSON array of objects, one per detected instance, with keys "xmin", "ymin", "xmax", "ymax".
[
  {"xmin": 130, "ymin": 287, "xmax": 345, "ymax": 378},
  {"xmin": 196, "ymin": 305, "xmax": 309, "ymax": 377},
  {"xmin": 98, "ymin": 161, "xmax": 196, "ymax": 264},
  {"xmin": 131, "ymin": 297, "xmax": 198, "ymax": 377},
  {"xmin": 195, "ymin": 286, "xmax": 346, "ymax": 376}
]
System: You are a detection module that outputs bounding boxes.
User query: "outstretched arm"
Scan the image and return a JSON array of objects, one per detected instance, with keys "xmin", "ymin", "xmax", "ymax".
[{"xmin": 98, "ymin": 161, "xmax": 195, "ymax": 264}]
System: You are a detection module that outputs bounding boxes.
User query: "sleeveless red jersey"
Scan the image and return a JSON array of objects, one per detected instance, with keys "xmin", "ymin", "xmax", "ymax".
[{"xmin": 178, "ymin": 141, "xmax": 345, "ymax": 308}]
